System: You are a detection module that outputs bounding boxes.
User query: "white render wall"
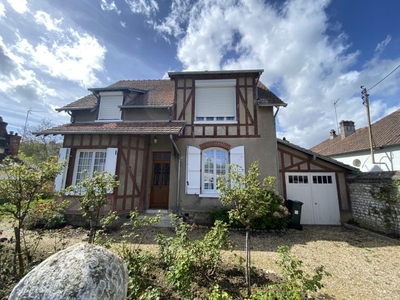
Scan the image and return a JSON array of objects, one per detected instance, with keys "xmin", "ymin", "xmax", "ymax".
[{"xmin": 331, "ymin": 145, "xmax": 400, "ymax": 172}]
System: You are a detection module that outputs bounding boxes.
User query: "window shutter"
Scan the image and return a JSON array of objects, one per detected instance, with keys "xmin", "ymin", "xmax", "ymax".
[
  {"xmin": 195, "ymin": 79, "xmax": 236, "ymax": 119},
  {"xmin": 186, "ymin": 146, "xmax": 201, "ymax": 194},
  {"xmin": 105, "ymin": 148, "xmax": 118, "ymax": 174},
  {"xmin": 230, "ymin": 146, "xmax": 245, "ymax": 173},
  {"xmin": 98, "ymin": 92, "xmax": 123, "ymax": 120},
  {"xmin": 54, "ymin": 148, "xmax": 70, "ymax": 192}
]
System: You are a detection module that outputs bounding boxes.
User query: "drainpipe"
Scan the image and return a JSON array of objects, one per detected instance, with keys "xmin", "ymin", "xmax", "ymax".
[
  {"xmin": 274, "ymin": 105, "xmax": 282, "ymax": 194},
  {"xmin": 170, "ymin": 134, "xmax": 181, "ymax": 215}
]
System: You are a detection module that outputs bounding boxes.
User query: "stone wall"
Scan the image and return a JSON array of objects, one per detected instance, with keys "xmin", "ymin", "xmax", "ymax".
[{"xmin": 348, "ymin": 171, "xmax": 400, "ymax": 236}]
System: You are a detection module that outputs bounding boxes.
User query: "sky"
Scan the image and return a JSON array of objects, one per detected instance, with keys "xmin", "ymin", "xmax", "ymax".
[{"xmin": 0, "ymin": 0, "xmax": 399, "ymax": 148}]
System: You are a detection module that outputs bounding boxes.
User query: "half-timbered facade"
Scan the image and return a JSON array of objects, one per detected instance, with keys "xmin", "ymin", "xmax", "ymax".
[
  {"xmin": 277, "ymin": 139, "xmax": 356, "ymax": 225},
  {"xmin": 38, "ymin": 69, "xmax": 287, "ymax": 223}
]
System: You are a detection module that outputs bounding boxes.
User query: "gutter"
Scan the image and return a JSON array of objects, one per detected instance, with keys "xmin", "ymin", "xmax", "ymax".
[{"xmin": 170, "ymin": 134, "xmax": 182, "ymax": 215}]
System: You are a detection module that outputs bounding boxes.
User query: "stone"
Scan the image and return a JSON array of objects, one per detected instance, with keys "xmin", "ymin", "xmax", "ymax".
[{"xmin": 9, "ymin": 243, "xmax": 128, "ymax": 300}]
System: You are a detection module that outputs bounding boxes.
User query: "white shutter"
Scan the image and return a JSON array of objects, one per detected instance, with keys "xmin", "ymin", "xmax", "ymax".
[
  {"xmin": 105, "ymin": 148, "xmax": 118, "ymax": 174},
  {"xmin": 54, "ymin": 148, "xmax": 70, "ymax": 192},
  {"xmin": 186, "ymin": 146, "xmax": 201, "ymax": 194},
  {"xmin": 98, "ymin": 91, "xmax": 123, "ymax": 120},
  {"xmin": 230, "ymin": 146, "xmax": 245, "ymax": 173}
]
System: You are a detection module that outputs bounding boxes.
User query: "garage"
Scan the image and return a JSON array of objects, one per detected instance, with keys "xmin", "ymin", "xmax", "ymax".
[
  {"xmin": 285, "ymin": 172, "xmax": 340, "ymax": 225},
  {"xmin": 277, "ymin": 139, "xmax": 357, "ymax": 225}
]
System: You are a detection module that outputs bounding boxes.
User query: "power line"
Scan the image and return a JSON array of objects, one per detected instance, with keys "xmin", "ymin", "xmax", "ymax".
[{"xmin": 368, "ymin": 63, "xmax": 400, "ymax": 91}]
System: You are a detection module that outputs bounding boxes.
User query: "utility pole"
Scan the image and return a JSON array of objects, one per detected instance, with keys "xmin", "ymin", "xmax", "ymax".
[{"xmin": 361, "ymin": 86, "xmax": 385, "ymax": 168}]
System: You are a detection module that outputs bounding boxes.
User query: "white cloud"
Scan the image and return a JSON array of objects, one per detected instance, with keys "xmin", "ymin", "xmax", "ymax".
[
  {"xmin": 125, "ymin": 0, "xmax": 159, "ymax": 17},
  {"xmin": 6, "ymin": 0, "xmax": 28, "ymax": 14},
  {"xmin": 0, "ymin": 3, "xmax": 6, "ymax": 18},
  {"xmin": 34, "ymin": 11, "xmax": 63, "ymax": 31},
  {"xmin": 14, "ymin": 29, "xmax": 107, "ymax": 87},
  {"xmin": 375, "ymin": 35, "xmax": 391, "ymax": 54},
  {"xmin": 120, "ymin": 21, "xmax": 126, "ymax": 28},
  {"xmin": 155, "ymin": 0, "xmax": 400, "ymax": 148},
  {"xmin": 100, "ymin": 0, "xmax": 121, "ymax": 14}
]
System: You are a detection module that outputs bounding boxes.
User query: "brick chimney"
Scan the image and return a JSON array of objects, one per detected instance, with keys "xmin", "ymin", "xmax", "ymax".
[
  {"xmin": 329, "ymin": 129, "xmax": 337, "ymax": 139},
  {"xmin": 8, "ymin": 133, "xmax": 22, "ymax": 156},
  {"xmin": 339, "ymin": 120, "xmax": 355, "ymax": 139},
  {"xmin": 0, "ymin": 116, "xmax": 7, "ymax": 136}
]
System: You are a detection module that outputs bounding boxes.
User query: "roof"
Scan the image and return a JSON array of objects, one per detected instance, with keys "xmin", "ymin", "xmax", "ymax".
[
  {"xmin": 168, "ymin": 69, "xmax": 264, "ymax": 78},
  {"xmin": 257, "ymin": 81, "xmax": 287, "ymax": 107},
  {"xmin": 57, "ymin": 76, "xmax": 285, "ymax": 111},
  {"xmin": 278, "ymin": 138, "xmax": 358, "ymax": 172},
  {"xmin": 35, "ymin": 121, "xmax": 186, "ymax": 135},
  {"xmin": 311, "ymin": 108, "xmax": 400, "ymax": 156},
  {"xmin": 57, "ymin": 80, "xmax": 175, "ymax": 111}
]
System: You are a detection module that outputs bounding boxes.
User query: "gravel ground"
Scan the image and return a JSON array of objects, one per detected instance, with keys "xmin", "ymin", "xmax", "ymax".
[{"xmin": 1, "ymin": 222, "xmax": 399, "ymax": 299}]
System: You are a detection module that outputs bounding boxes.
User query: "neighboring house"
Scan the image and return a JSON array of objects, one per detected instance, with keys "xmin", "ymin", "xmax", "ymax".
[
  {"xmin": 277, "ymin": 139, "xmax": 357, "ymax": 225},
  {"xmin": 311, "ymin": 109, "xmax": 400, "ymax": 172},
  {"xmin": 0, "ymin": 116, "xmax": 22, "ymax": 179},
  {"xmin": 37, "ymin": 70, "xmax": 287, "ymax": 223}
]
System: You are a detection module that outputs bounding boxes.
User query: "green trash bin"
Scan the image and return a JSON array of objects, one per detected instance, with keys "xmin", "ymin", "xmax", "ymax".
[{"xmin": 286, "ymin": 199, "xmax": 303, "ymax": 230}]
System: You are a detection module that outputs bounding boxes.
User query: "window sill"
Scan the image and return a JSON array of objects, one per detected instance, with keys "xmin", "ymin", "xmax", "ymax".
[
  {"xmin": 95, "ymin": 119, "xmax": 122, "ymax": 122},
  {"xmin": 199, "ymin": 193, "xmax": 220, "ymax": 198},
  {"xmin": 194, "ymin": 121, "xmax": 237, "ymax": 125}
]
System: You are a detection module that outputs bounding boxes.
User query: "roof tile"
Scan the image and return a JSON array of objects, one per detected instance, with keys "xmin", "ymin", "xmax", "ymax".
[{"xmin": 311, "ymin": 108, "xmax": 400, "ymax": 155}]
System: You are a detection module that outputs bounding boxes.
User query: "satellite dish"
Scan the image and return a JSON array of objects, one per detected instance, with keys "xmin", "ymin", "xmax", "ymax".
[{"xmin": 353, "ymin": 159, "xmax": 361, "ymax": 167}]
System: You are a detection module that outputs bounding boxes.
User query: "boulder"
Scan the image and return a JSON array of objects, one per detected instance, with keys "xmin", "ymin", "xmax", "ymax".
[{"xmin": 9, "ymin": 243, "xmax": 128, "ymax": 300}]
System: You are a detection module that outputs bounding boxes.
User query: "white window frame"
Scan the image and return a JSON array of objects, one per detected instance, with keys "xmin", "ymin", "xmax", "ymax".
[
  {"xmin": 186, "ymin": 145, "xmax": 245, "ymax": 197},
  {"xmin": 201, "ymin": 148, "xmax": 228, "ymax": 195},
  {"xmin": 72, "ymin": 148, "xmax": 118, "ymax": 186},
  {"xmin": 194, "ymin": 79, "xmax": 237, "ymax": 124},
  {"xmin": 97, "ymin": 91, "xmax": 123, "ymax": 121}
]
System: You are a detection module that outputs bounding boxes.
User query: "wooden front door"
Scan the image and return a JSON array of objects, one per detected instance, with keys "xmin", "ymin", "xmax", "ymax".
[{"xmin": 149, "ymin": 152, "xmax": 171, "ymax": 209}]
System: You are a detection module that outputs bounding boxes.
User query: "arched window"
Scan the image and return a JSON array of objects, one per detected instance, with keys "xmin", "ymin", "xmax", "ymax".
[{"xmin": 202, "ymin": 148, "xmax": 228, "ymax": 193}]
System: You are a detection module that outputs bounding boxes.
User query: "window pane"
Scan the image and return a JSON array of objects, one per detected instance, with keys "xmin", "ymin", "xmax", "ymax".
[
  {"xmin": 202, "ymin": 149, "xmax": 227, "ymax": 192},
  {"xmin": 75, "ymin": 150, "xmax": 107, "ymax": 184}
]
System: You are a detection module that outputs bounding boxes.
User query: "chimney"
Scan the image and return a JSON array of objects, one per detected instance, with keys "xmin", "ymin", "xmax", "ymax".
[
  {"xmin": 0, "ymin": 116, "xmax": 8, "ymax": 136},
  {"xmin": 339, "ymin": 120, "xmax": 355, "ymax": 139},
  {"xmin": 329, "ymin": 129, "xmax": 337, "ymax": 139},
  {"xmin": 8, "ymin": 133, "xmax": 22, "ymax": 156}
]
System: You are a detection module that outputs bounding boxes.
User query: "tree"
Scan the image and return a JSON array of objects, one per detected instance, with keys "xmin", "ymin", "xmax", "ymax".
[
  {"xmin": 19, "ymin": 118, "xmax": 62, "ymax": 164},
  {"xmin": 63, "ymin": 171, "xmax": 120, "ymax": 243},
  {"xmin": 0, "ymin": 156, "xmax": 64, "ymax": 277},
  {"xmin": 217, "ymin": 161, "xmax": 289, "ymax": 297}
]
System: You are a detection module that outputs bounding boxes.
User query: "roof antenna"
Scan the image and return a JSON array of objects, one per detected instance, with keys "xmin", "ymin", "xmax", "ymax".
[{"xmin": 333, "ymin": 98, "xmax": 340, "ymax": 134}]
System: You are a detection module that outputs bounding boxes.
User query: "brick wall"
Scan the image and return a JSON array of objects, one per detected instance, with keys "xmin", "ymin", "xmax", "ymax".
[{"xmin": 348, "ymin": 171, "xmax": 400, "ymax": 236}]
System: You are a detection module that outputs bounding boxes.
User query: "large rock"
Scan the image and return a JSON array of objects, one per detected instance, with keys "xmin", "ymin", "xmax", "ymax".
[{"xmin": 9, "ymin": 243, "xmax": 128, "ymax": 300}]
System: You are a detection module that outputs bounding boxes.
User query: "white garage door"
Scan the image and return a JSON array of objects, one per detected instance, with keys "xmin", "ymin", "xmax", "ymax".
[{"xmin": 285, "ymin": 173, "xmax": 340, "ymax": 225}]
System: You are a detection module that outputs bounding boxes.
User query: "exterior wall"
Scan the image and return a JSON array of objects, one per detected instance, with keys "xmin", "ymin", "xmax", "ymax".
[
  {"xmin": 172, "ymin": 74, "xmax": 278, "ymax": 223},
  {"xmin": 277, "ymin": 142, "xmax": 352, "ymax": 220},
  {"xmin": 123, "ymin": 108, "xmax": 170, "ymax": 121},
  {"xmin": 72, "ymin": 110, "xmax": 98, "ymax": 123},
  {"xmin": 332, "ymin": 145, "xmax": 400, "ymax": 172},
  {"xmin": 348, "ymin": 172, "xmax": 400, "ymax": 236},
  {"xmin": 62, "ymin": 134, "xmax": 149, "ymax": 214}
]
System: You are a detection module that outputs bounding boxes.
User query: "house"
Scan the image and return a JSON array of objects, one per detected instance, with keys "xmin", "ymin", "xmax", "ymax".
[
  {"xmin": 37, "ymin": 69, "xmax": 287, "ymax": 224},
  {"xmin": 311, "ymin": 109, "xmax": 400, "ymax": 172},
  {"xmin": 0, "ymin": 116, "xmax": 22, "ymax": 163},
  {"xmin": 277, "ymin": 139, "xmax": 357, "ymax": 225}
]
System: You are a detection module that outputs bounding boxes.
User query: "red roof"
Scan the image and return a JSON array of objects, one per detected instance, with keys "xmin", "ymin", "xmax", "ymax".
[
  {"xmin": 311, "ymin": 108, "xmax": 400, "ymax": 156},
  {"xmin": 36, "ymin": 121, "xmax": 186, "ymax": 135},
  {"xmin": 58, "ymin": 80, "xmax": 175, "ymax": 111}
]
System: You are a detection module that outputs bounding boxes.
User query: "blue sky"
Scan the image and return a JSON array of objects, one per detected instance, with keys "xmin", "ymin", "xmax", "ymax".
[{"xmin": 0, "ymin": 0, "xmax": 399, "ymax": 148}]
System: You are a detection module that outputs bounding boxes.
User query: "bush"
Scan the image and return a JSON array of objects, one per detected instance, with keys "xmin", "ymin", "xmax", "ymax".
[
  {"xmin": 155, "ymin": 217, "xmax": 233, "ymax": 298},
  {"xmin": 211, "ymin": 197, "xmax": 290, "ymax": 231},
  {"xmin": 25, "ymin": 199, "xmax": 67, "ymax": 230}
]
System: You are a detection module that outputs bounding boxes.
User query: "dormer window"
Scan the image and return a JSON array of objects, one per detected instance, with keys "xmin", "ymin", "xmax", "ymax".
[
  {"xmin": 98, "ymin": 91, "xmax": 123, "ymax": 121},
  {"xmin": 195, "ymin": 79, "xmax": 236, "ymax": 123}
]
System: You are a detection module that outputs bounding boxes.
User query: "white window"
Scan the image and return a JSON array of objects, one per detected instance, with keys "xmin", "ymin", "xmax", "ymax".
[
  {"xmin": 72, "ymin": 148, "xmax": 118, "ymax": 185},
  {"xmin": 195, "ymin": 79, "xmax": 236, "ymax": 123},
  {"xmin": 186, "ymin": 145, "xmax": 244, "ymax": 197},
  {"xmin": 98, "ymin": 91, "xmax": 123, "ymax": 121}
]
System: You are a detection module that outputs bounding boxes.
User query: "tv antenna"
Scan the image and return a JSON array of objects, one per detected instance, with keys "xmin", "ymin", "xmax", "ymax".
[{"xmin": 333, "ymin": 98, "xmax": 340, "ymax": 133}]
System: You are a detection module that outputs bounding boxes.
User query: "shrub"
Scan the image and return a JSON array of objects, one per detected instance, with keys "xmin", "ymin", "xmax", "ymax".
[
  {"xmin": 155, "ymin": 217, "xmax": 233, "ymax": 298},
  {"xmin": 25, "ymin": 199, "xmax": 67, "ymax": 230}
]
